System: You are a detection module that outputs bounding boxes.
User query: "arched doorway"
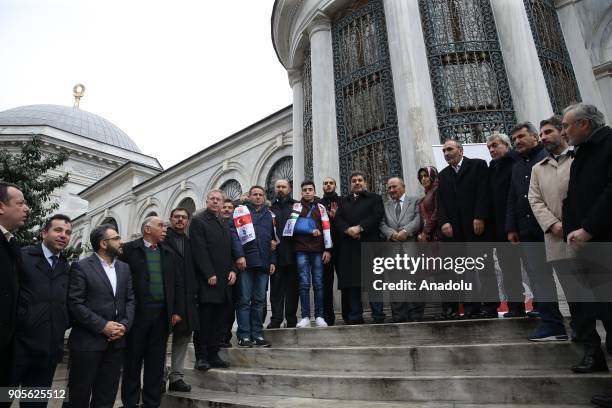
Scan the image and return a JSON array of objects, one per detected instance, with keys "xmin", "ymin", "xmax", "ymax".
[
  {"xmin": 177, "ymin": 197, "xmax": 196, "ymax": 216},
  {"xmin": 265, "ymin": 156, "xmax": 293, "ymax": 200},
  {"xmin": 100, "ymin": 217, "xmax": 119, "ymax": 233}
]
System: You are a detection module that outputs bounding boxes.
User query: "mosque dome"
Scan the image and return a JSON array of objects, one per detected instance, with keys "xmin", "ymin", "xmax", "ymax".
[{"xmin": 0, "ymin": 104, "xmax": 141, "ymax": 153}]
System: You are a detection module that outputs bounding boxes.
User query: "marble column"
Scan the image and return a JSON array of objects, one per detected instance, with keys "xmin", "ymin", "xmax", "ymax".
[
  {"xmin": 594, "ymin": 63, "xmax": 612, "ymax": 122},
  {"xmin": 490, "ymin": 0, "xmax": 553, "ymax": 124},
  {"xmin": 308, "ymin": 13, "xmax": 341, "ymax": 187},
  {"xmin": 289, "ymin": 68, "xmax": 305, "ymax": 190},
  {"xmin": 383, "ymin": 0, "xmax": 441, "ymax": 195},
  {"xmin": 556, "ymin": 0, "xmax": 608, "ymax": 121}
]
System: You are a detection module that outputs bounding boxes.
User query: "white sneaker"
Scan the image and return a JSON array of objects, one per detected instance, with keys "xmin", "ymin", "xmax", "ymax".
[
  {"xmin": 296, "ymin": 317, "xmax": 311, "ymax": 328},
  {"xmin": 315, "ymin": 317, "xmax": 328, "ymax": 327}
]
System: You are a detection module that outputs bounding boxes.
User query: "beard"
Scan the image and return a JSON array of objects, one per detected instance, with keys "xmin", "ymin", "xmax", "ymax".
[
  {"xmin": 106, "ymin": 245, "xmax": 122, "ymax": 258},
  {"xmin": 544, "ymin": 140, "xmax": 560, "ymax": 152}
]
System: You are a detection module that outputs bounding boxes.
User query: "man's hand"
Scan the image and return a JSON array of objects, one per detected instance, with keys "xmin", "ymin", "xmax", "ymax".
[
  {"xmin": 236, "ymin": 257, "xmax": 246, "ymax": 271},
  {"xmin": 269, "ymin": 264, "xmax": 276, "ymax": 275},
  {"xmin": 171, "ymin": 314, "xmax": 182, "ymax": 326},
  {"xmin": 228, "ymin": 271, "xmax": 237, "ymax": 286},
  {"xmin": 549, "ymin": 222, "xmax": 564, "ymax": 239},
  {"xmin": 396, "ymin": 230, "xmax": 408, "ymax": 241},
  {"xmin": 441, "ymin": 223, "xmax": 453, "ymax": 238},
  {"xmin": 108, "ymin": 323, "xmax": 126, "ymax": 341},
  {"xmin": 568, "ymin": 228, "xmax": 593, "ymax": 243},
  {"xmin": 417, "ymin": 232, "xmax": 427, "ymax": 242},
  {"xmin": 507, "ymin": 232, "xmax": 520, "ymax": 243},
  {"xmin": 271, "ymin": 240, "xmax": 278, "ymax": 251},
  {"xmin": 208, "ymin": 275, "xmax": 217, "ymax": 286},
  {"xmin": 312, "ymin": 229, "xmax": 321, "ymax": 237},
  {"xmin": 322, "ymin": 251, "xmax": 331, "ymax": 265},
  {"xmin": 102, "ymin": 321, "xmax": 122, "ymax": 338},
  {"xmin": 473, "ymin": 219, "xmax": 485, "ymax": 236},
  {"xmin": 346, "ymin": 226, "xmax": 361, "ymax": 239},
  {"xmin": 329, "ymin": 202, "xmax": 338, "ymax": 218}
]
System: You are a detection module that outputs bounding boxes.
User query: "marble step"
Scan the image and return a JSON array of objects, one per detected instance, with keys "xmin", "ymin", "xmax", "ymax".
[
  {"xmin": 215, "ymin": 341, "xmax": 585, "ymax": 372},
  {"xmin": 254, "ymin": 317, "xmax": 545, "ymax": 347},
  {"xmin": 180, "ymin": 367, "xmax": 611, "ymax": 405},
  {"xmin": 163, "ymin": 388, "xmax": 594, "ymax": 408}
]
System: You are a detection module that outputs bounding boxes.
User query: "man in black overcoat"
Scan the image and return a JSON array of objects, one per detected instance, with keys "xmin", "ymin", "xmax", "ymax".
[
  {"xmin": 438, "ymin": 139, "xmax": 498, "ymax": 318},
  {"xmin": 11, "ymin": 214, "xmax": 72, "ymax": 407},
  {"xmin": 334, "ymin": 171, "xmax": 385, "ymax": 324},
  {"xmin": 0, "ymin": 181, "xmax": 29, "ymax": 388},
  {"xmin": 120, "ymin": 216, "xmax": 184, "ymax": 408},
  {"xmin": 164, "ymin": 207, "xmax": 198, "ymax": 392},
  {"xmin": 190, "ymin": 190, "xmax": 236, "ymax": 370},
  {"xmin": 561, "ymin": 103, "xmax": 612, "ymax": 407}
]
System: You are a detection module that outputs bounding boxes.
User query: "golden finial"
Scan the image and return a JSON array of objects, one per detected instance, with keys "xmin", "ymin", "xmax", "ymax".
[{"xmin": 73, "ymin": 84, "xmax": 85, "ymax": 109}]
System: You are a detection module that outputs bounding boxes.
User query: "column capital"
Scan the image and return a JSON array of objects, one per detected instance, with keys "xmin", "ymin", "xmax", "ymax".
[
  {"xmin": 594, "ymin": 61, "xmax": 612, "ymax": 80},
  {"xmin": 288, "ymin": 68, "xmax": 303, "ymax": 88},
  {"xmin": 307, "ymin": 11, "xmax": 331, "ymax": 38}
]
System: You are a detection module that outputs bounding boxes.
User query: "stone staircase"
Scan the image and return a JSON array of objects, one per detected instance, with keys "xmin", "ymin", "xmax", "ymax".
[{"xmin": 163, "ymin": 318, "xmax": 610, "ymax": 407}]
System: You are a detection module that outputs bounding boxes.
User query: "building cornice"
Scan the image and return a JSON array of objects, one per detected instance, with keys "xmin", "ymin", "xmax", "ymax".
[{"xmin": 594, "ymin": 61, "xmax": 612, "ymax": 79}]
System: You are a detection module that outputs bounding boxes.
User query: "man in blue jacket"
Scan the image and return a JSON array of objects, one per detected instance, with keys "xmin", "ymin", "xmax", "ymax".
[{"xmin": 231, "ymin": 185, "xmax": 277, "ymax": 348}]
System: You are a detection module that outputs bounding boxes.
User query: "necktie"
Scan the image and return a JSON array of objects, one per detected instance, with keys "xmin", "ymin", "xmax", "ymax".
[
  {"xmin": 149, "ymin": 244, "xmax": 157, "ymax": 251},
  {"xmin": 395, "ymin": 200, "xmax": 402, "ymax": 219},
  {"xmin": 50, "ymin": 255, "xmax": 59, "ymax": 270}
]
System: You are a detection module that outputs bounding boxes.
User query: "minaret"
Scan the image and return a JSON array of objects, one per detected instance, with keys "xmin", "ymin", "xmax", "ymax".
[{"xmin": 73, "ymin": 83, "xmax": 85, "ymax": 109}]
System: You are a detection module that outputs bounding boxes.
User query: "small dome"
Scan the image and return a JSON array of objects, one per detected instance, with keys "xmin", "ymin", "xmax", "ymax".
[{"xmin": 0, "ymin": 104, "xmax": 141, "ymax": 153}]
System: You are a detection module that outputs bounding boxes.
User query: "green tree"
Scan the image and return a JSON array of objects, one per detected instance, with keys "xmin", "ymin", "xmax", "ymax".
[{"xmin": 0, "ymin": 136, "xmax": 70, "ymax": 245}]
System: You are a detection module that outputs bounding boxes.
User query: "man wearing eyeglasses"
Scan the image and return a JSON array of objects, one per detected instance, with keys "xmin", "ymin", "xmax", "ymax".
[
  {"xmin": 120, "ymin": 216, "xmax": 184, "ymax": 408},
  {"xmin": 66, "ymin": 224, "xmax": 135, "ymax": 408},
  {"xmin": 164, "ymin": 207, "xmax": 198, "ymax": 393}
]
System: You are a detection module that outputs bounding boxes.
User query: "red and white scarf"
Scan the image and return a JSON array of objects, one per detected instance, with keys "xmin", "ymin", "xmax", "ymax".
[{"xmin": 233, "ymin": 205, "xmax": 279, "ymax": 245}]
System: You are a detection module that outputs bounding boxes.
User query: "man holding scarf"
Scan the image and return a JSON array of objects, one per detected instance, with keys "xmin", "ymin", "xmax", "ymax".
[
  {"xmin": 230, "ymin": 186, "xmax": 277, "ymax": 348},
  {"xmin": 283, "ymin": 180, "xmax": 332, "ymax": 328}
]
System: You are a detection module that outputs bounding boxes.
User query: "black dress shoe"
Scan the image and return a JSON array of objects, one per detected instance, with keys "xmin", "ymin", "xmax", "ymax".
[
  {"xmin": 168, "ymin": 379, "xmax": 192, "ymax": 392},
  {"xmin": 345, "ymin": 319, "xmax": 364, "ymax": 325},
  {"xmin": 208, "ymin": 355, "xmax": 230, "ymax": 368},
  {"xmin": 526, "ymin": 310, "xmax": 540, "ymax": 318},
  {"xmin": 571, "ymin": 350, "xmax": 609, "ymax": 373},
  {"xmin": 194, "ymin": 359, "xmax": 211, "ymax": 371},
  {"xmin": 503, "ymin": 310, "xmax": 527, "ymax": 318},
  {"xmin": 478, "ymin": 310, "xmax": 498, "ymax": 319},
  {"xmin": 219, "ymin": 341, "xmax": 232, "ymax": 348},
  {"xmin": 592, "ymin": 394, "xmax": 612, "ymax": 408},
  {"xmin": 266, "ymin": 322, "xmax": 281, "ymax": 329},
  {"xmin": 373, "ymin": 318, "xmax": 385, "ymax": 324}
]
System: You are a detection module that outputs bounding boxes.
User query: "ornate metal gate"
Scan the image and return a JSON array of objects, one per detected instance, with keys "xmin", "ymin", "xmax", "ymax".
[
  {"xmin": 266, "ymin": 156, "xmax": 293, "ymax": 200},
  {"xmin": 523, "ymin": 0, "xmax": 581, "ymax": 114},
  {"xmin": 332, "ymin": 0, "xmax": 402, "ymax": 196},
  {"xmin": 419, "ymin": 0, "xmax": 516, "ymax": 143},
  {"xmin": 220, "ymin": 179, "xmax": 243, "ymax": 203},
  {"xmin": 303, "ymin": 49, "xmax": 314, "ymax": 181}
]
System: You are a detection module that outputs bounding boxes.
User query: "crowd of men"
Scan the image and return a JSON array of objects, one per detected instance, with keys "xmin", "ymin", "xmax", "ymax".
[{"xmin": 0, "ymin": 102, "xmax": 611, "ymax": 407}]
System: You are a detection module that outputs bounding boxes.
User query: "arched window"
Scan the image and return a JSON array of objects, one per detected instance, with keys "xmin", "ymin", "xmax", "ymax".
[
  {"xmin": 332, "ymin": 0, "xmax": 402, "ymax": 196},
  {"xmin": 220, "ymin": 179, "xmax": 243, "ymax": 202},
  {"xmin": 522, "ymin": 0, "xmax": 581, "ymax": 114},
  {"xmin": 177, "ymin": 197, "xmax": 196, "ymax": 216},
  {"xmin": 100, "ymin": 217, "xmax": 119, "ymax": 233},
  {"xmin": 266, "ymin": 157, "xmax": 293, "ymax": 200},
  {"xmin": 418, "ymin": 0, "xmax": 516, "ymax": 143},
  {"xmin": 146, "ymin": 211, "xmax": 158, "ymax": 217}
]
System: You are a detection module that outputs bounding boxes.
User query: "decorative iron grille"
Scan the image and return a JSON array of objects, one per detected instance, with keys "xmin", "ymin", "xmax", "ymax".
[
  {"xmin": 220, "ymin": 179, "xmax": 242, "ymax": 203},
  {"xmin": 523, "ymin": 0, "xmax": 581, "ymax": 114},
  {"xmin": 332, "ymin": 0, "xmax": 402, "ymax": 197},
  {"xmin": 178, "ymin": 197, "xmax": 196, "ymax": 215},
  {"xmin": 266, "ymin": 156, "xmax": 293, "ymax": 201},
  {"xmin": 303, "ymin": 49, "xmax": 314, "ymax": 181},
  {"xmin": 419, "ymin": 0, "xmax": 516, "ymax": 143}
]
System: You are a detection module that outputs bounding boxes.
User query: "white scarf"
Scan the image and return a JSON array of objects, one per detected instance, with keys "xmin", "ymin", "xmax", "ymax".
[{"xmin": 233, "ymin": 205, "xmax": 256, "ymax": 245}]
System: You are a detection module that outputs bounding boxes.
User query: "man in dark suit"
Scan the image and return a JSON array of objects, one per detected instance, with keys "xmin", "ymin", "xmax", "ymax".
[
  {"xmin": 220, "ymin": 199, "xmax": 237, "ymax": 346},
  {"xmin": 66, "ymin": 224, "xmax": 135, "ymax": 408},
  {"xmin": 334, "ymin": 171, "xmax": 385, "ymax": 324},
  {"xmin": 0, "ymin": 181, "xmax": 29, "ymax": 388},
  {"xmin": 11, "ymin": 214, "xmax": 72, "ymax": 407},
  {"xmin": 120, "ymin": 216, "xmax": 184, "ymax": 408},
  {"xmin": 164, "ymin": 207, "xmax": 198, "ymax": 392},
  {"xmin": 438, "ymin": 140, "xmax": 498, "ymax": 318},
  {"xmin": 268, "ymin": 179, "xmax": 298, "ymax": 329},
  {"xmin": 560, "ymin": 104, "xmax": 612, "ymax": 408},
  {"xmin": 190, "ymin": 190, "xmax": 236, "ymax": 370}
]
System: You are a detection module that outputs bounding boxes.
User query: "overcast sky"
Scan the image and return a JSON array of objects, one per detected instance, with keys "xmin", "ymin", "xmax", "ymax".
[{"xmin": 0, "ymin": 0, "xmax": 292, "ymax": 168}]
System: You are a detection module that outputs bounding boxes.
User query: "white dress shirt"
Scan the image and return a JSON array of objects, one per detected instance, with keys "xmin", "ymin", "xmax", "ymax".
[
  {"xmin": 95, "ymin": 253, "xmax": 117, "ymax": 295},
  {"xmin": 0, "ymin": 224, "xmax": 13, "ymax": 242},
  {"xmin": 41, "ymin": 243, "xmax": 60, "ymax": 268}
]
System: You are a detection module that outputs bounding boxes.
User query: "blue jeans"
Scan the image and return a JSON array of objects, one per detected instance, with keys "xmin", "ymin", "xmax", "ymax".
[
  {"xmin": 237, "ymin": 267, "xmax": 268, "ymax": 340},
  {"xmin": 296, "ymin": 252, "xmax": 324, "ymax": 319}
]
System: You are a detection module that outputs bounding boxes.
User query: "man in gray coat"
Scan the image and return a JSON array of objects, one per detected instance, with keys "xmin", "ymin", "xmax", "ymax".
[{"xmin": 380, "ymin": 177, "xmax": 422, "ymax": 322}]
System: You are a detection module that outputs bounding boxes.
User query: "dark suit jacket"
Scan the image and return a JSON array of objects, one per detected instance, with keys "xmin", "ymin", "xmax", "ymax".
[
  {"xmin": 488, "ymin": 152, "xmax": 517, "ymax": 242},
  {"xmin": 563, "ymin": 126, "xmax": 612, "ymax": 242},
  {"xmin": 119, "ymin": 238, "xmax": 184, "ymax": 331},
  {"xmin": 0, "ymin": 235, "xmax": 21, "ymax": 350},
  {"xmin": 164, "ymin": 228, "xmax": 199, "ymax": 332},
  {"xmin": 190, "ymin": 210, "xmax": 234, "ymax": 304},
  {"xmin": 67, "ymin": 254, "xmax": 135, "ymax": 351},
  {"xmin": 14, "ymin": 244, "xmax": 70, "ymax": 363},
  {"xmin": 333, "ymin": 191, "xmax": 384, "ymax": 288},
  {"xmin": 438, "ymin": 156, "xmax": 490, "ymax": 242}
]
